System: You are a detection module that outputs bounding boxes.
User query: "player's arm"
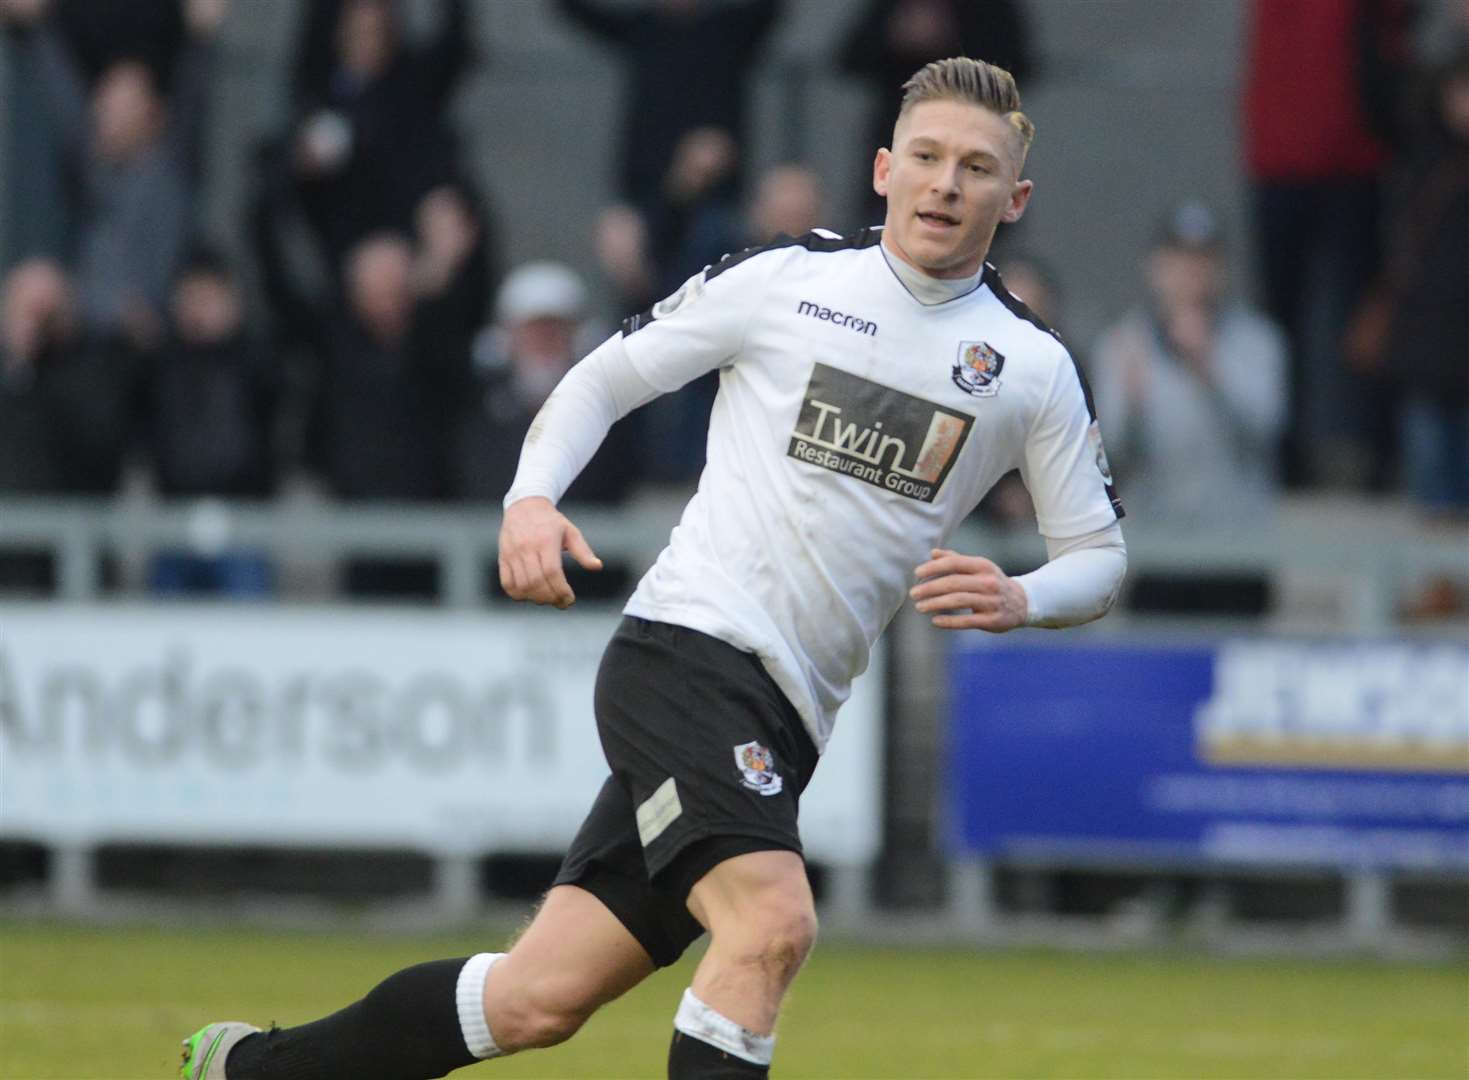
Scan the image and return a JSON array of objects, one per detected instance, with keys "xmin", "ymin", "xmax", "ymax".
[
  {"xmin": 500, "ymin": 254, "xmax": 773, "ymax": 607},
  {"xmin": 913, "ymin": 343, "xmax": 1128, "ymax": 632},
  {"xmin": 498, "ymin": 333, "xmax": 660, "ymax": 608},
  {"xmin": 910, "ymin": 522, "xmax": 1126, "ymax": 632}
]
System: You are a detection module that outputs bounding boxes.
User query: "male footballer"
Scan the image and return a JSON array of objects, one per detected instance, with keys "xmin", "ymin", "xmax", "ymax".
[{"xmin": 183, "ymin": 56, "xmax": 1126, "ymax": 1080}]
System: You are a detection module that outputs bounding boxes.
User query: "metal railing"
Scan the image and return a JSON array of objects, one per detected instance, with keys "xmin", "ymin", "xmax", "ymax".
[
  {"xmin": 2, "ymin": 493, "xmax": 1465, "ymax": 941},
  {"xmin": 2, "ymin": 493, "xmax": 1464, "ymax": 626}
]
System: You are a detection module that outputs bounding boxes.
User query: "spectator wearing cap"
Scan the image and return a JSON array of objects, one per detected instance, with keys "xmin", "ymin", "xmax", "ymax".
[
  {"xmin": 453, "ymin": 262, "xmax": 641, "ymax": 507},
  {"xmin": 1091, "ymin": 202, "xmax": 1288, "ymax": 533}
]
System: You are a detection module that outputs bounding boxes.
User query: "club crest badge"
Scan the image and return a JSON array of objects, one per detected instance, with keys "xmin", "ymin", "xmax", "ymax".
[
  {"xmin": 952, "ymin": 341, "xmax": 1005, "ymax": 397},
  {"xmin": 733, "ymin": 740, "xmax": 783, "ymax": 796},
  {"xmin": 651, "ymin": 270, "xmax": 705, "ymax": 320}
]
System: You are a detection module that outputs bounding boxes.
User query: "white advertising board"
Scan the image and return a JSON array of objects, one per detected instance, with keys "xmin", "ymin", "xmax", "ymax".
[{"xmin": 0, "ymin": 604, "xmax": 881, "ymax": 865}]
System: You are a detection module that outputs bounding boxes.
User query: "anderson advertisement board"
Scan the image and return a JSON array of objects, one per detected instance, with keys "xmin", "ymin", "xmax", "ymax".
[
  {"xmin": 947, "ymin": 638, "xmax": 1469, "ymax": 872},
  {"xmin": 0, "ymin": 604, "xmax": 882, "ymax": 866}
]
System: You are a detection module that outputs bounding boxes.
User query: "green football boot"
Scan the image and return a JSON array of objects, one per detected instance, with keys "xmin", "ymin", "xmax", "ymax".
[{"xmin": 179, "ymin": 1021, "xmax": 259, "ymax": 1079}]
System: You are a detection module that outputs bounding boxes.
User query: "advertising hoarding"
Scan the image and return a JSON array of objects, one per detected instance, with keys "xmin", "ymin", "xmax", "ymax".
[{"xmin": 947, "ymin": 639, "xmax": 1469, "ymax": 872}]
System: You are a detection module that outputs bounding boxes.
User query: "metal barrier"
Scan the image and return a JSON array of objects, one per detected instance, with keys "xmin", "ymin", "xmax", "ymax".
[
  {"xmin": 2, "ymin": 492, "xmax": 1464, "ymax": 624},
  {"xmin": 2, "ymin": 493, "xmax": 1465, "ymax": 941}
]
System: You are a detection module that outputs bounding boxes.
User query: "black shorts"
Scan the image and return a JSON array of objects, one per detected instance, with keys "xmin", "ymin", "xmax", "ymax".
[{"xmin": 552, "ymin": 616, "xmax": 820, "ymax": 968}]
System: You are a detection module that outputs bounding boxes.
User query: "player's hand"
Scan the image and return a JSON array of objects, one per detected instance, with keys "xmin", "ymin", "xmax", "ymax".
[
  {"xmin": 498, "ymin": 496, "xmax": 602, "ymax": 609},
  {"xmin": 910, "ymin": 548, "xmax": 1027, "ymax": 633}
]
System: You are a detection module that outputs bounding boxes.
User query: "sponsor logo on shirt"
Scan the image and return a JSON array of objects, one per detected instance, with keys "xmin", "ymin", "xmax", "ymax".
[
  {"xmin": 787, "ymin": 363, "xmax": 973, "ymax": 503},
  {"xmin": 796, "ymin": 299, "xmax": 878, "ymax": 337},
  {"xmin": 951, "ymin": 340, "xmax": 1005, "ymax": 397}
]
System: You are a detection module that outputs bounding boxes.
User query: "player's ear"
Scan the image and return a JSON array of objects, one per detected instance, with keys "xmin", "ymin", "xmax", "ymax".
[
  {"xmin": 872, "ymin": 148, "xmax": 891, "ymax": 198},
  {"xmin": 1000, "ymin": 178, "xmax": 1034, "ymax": 224}
]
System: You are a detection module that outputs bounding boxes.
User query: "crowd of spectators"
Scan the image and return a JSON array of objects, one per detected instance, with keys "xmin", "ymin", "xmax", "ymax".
[{"xmin": 0, "ymin": 0, "xmax": 1463, "ymax": 609}]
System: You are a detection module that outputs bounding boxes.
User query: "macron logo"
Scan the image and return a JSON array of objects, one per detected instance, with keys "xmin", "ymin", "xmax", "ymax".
[{"xmin": 797, "ymin": 300, "xmax": 877, "ymax": 337}]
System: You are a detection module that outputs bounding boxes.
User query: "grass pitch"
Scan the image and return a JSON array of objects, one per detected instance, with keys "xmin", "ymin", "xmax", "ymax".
[{"xmin": 1, "ymin": 919, "xmax": 1465, "ymax": 1079}]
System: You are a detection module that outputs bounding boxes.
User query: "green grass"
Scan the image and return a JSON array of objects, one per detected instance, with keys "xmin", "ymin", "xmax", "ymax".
[{"xmin": 1, "ymin": 920, "xmax": 1465, "ymax": 1079}]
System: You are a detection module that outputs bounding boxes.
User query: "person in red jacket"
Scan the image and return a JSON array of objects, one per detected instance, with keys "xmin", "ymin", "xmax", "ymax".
[{"xmin": 1242, "ymin": 0, "xmax": 1417, "ymax": 489}]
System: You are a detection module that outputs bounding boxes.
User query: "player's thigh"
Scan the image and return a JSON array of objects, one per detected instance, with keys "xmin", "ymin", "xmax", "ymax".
[{"xmin": 491, "ymin": 883, "xmax": 655, "ymax": 1016}]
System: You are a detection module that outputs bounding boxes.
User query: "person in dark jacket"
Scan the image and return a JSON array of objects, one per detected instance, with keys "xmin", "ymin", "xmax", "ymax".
[
  {"xmin": 556, "ymin": 0, "xmax": 780, "ymax": 214},
  {"xmin": 309, "ymin": 229, "xmax": 481, "ymax": 599},
  {"xmin": 1348, "ymin": 49, "xmax": 1469, "ymax": 517},
  {"xmin": 143, "ymin": 248, "xmax": 280, "ymax": 597},
  {"xmin": 276, "ymin": 0, "xmax": 475, "ymax": 272},
  {"xmin": 147, "ymin": 248, "xmax": 277, "ymax": 500},
  {"xmin": 0, "ymin": 256, "xmax": 132, "ymax": 496}
]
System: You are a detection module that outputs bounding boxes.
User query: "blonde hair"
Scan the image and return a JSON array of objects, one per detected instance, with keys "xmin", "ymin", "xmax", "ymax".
[{"xmin": 897, "ymin": 57, "xmax": 1035, "ymax": 158}]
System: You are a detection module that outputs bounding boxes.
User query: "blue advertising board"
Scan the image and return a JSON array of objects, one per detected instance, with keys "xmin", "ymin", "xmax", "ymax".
[{"xmin": 946, "ymin": 638, "xmax": 1469, "ymax": 872}]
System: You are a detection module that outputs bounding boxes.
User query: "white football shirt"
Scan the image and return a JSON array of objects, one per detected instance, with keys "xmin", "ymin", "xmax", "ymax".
[{"xmin": 513, "ymin": 229, "xmax": 1123, "ymax": 750}]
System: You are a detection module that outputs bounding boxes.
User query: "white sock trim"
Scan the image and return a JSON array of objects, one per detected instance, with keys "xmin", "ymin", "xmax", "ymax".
[
  {"xmin": 673, "ymin": 988, "xmax": 775, "ymax": 1066},
  {"xmin": 455, "ymin": 952, "xmax": 505, "ymax": 1059}
]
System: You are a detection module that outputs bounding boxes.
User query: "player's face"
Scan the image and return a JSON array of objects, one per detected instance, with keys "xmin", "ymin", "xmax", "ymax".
[{"xmin": 874, "ymin": 100, "xmax": 1033, "ymax": 279}]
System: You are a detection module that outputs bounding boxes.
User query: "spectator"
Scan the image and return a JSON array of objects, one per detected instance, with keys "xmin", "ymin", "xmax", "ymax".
[
  {"xmin": 455, "ymin": 261, "xmax": 638, "ymax": 506},
  {"xmin": 593, "ymin": 202, "xmax": 661, "ymax": 323},
  {"xmin": 455, "ymin": 262, "xmax": 640, "ymax": 602},
  {"xmin": 979, "ymin": 252, "xmax": 1067, "ymax": 528},
  {"xmin": 592, "ymin": 156, "xmax": 827, "ymax": 487},
  {"xmin": 2, "ymin": 0, "xmax": 70, "ymax": 268},
  {"xmin": 838, "ymin": 0, "xmax": 1032, "ymax": 228},
  {"xmin": 646, "ymin": 127, "xmax": 747, "ymax": 295},
  {"xmin": 1091, "ymin": 202, "xmax": 1287, "ymax": 532},
  {"xmin": 264, "ymin": 0, "xmax": 476, "ymax": 276},
  {"xmin": 593, "ymin": 159, "xmax": 823, "ymax": 324},
  {"xmin": 995, "ymin": 251, "xmax": 1062, "ymax": 327},
  {"xmin": 4, "ymin": 0, "xmax": 222, "ymax": 350},
  {"xmin": 304, "ymin": 233, "xmax": 465, "ymax": 503},
  {"xmin": 1242, "ymin": 0, "xmax": 1418, "ymax": 488},
  {"xmin": 747, "ymin": 162, "xmax": 826, "ymax": 243},
  {"xmin": 0, "ymin": 258, "xmax": 131, "ymax": 495},
  {"xmin": 142, "ymin": 248, "xmax": 278, "ymax": 598},
  {"xmin": 264, "ymin": 224, "xmax": 479, "ymax": 600},
  {"xmin": 254, "ymin": 171, "xmax": 492, "ymax": 478},
  {"xmin": 556, "ymin": 0, "xmax": 780, "ymax": 214},
  {"xmin": 1348, "ymin": 49, "xmax": 1469, "ymax": 519}
]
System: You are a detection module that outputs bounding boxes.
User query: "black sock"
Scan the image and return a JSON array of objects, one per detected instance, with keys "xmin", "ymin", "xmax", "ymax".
[
  {"xmin": 668, "ymin": 1031, "xmax": 770, "ymax": 1079},
  {"xmin": 225, "ymin": 957, "xmax": 479, "ymax": 1080}
]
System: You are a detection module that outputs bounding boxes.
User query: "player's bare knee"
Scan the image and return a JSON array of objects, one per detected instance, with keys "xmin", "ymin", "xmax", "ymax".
[
  {"xmin": 714, "ymin": 889, "xmax": 818, "ymax": 984},
  {"xmin": 758, "ymin": 901, "xmax": 818, "ymax": 979}
]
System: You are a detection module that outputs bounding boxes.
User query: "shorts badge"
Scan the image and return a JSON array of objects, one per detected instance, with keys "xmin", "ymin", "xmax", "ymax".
[
  {"xmin": 733, "ymin": 740, "xmax": 783, "ymax": 796},
  {"xmin": 952, "ymin": 340, "xmax": 1005, "ymax": 397}
]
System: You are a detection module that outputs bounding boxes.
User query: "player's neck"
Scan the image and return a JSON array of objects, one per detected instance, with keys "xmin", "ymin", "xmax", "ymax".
[{"xmin": 879, "ymin": 240, "xmax": 985, "ymax": 306}]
